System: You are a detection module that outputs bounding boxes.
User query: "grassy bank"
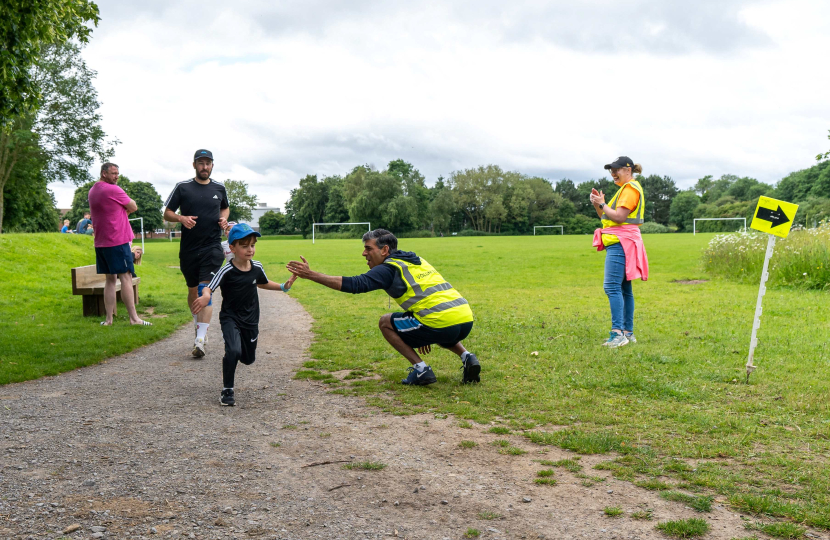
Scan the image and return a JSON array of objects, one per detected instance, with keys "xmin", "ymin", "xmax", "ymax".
[{"xmin": 0, "ymin": 234, "xmax": 193, "ymax": 384}]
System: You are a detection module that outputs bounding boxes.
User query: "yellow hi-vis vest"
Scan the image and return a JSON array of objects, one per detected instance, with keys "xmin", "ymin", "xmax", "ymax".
[
  {"xmin": 384, "ymin": 257, "xmax": 474, "ymax": 328},
  {"xmin": 601, "ymin": 179, "xmax": 645, "ymax": 229}
]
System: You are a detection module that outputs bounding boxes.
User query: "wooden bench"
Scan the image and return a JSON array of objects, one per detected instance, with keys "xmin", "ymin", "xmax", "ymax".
[{"xmin": 71, "ymin": 265, "xmax": 141, "ymax": 317}]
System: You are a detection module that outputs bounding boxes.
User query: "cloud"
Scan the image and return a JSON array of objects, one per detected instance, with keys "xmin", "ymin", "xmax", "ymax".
[{"xmin": 47, "ymin": 0, "xmax": 830, "ymax": 209}]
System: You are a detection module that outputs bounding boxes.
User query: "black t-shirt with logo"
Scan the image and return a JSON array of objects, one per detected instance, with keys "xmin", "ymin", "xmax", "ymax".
[
  {"xmin": 207, "ymin": 260, "xmax": 269, "ymax": 329},
  {"xmin": 164, "ymin": 178, "xmax": 229, "ymax": 253}
]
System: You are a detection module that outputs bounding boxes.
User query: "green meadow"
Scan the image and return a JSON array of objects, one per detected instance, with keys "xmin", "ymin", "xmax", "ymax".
[{"xmin": 1, "ymin": 232, "xmax": 828, "ymax": 529}]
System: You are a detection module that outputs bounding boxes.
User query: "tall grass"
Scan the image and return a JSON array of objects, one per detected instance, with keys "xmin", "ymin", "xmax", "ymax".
[{"xmin": 703, "ymin": 222, "xmax": 830, "ymax": 290}]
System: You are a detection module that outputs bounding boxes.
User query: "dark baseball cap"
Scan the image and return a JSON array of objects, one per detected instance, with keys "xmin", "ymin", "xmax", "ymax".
[
  {"xmin": 604, "ymin": 156, "xmax": 634, "ymax": 170},
  {"xmin": 193, "ymin": 149, "xmax": 214, "ymax": 161}
]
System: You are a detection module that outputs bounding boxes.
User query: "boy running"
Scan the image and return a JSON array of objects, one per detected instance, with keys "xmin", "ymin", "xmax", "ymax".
[{"xmin": 192, "ymin": 224, "xmax": 297, "ymax": 406}]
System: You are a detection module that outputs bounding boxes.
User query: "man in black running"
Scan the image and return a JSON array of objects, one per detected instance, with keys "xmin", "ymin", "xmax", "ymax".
[{"xmin": 164, "ymin": 149, "xmax": 229, "ymax": 358}]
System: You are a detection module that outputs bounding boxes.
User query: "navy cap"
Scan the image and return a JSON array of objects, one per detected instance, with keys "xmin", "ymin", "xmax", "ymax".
[
  {"xmin": 604, "ymin": 156, "xmax": 634, "ymax": 170},
  {"xmin": 194, "ymin": 149, "xmax": 214, "ymax": 161},
  {"xmin": 228, "ymin": 223, "xmax": 261, "ymax": 244}
]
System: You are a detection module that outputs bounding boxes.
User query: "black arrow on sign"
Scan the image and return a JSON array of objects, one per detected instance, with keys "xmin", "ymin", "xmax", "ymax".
[{"xmin": 756, "ymin": 205, "xmax": 790, "ymax": 228}]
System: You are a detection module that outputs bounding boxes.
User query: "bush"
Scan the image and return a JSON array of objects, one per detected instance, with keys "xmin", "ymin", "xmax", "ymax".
[
  {"xmin": 396, "ymin": 230, "xmax": 435, "ymax": 238},
  {"xmin": 639, "ymin": 222, "xmax": 669, "ymax": 234},
  {"xmin": 457, "ymin": 229, "xmax": 512, "ymax": 236},
  {"xmin": 703, "ymin": 222, "xmax": 830, "ymax": 290}
]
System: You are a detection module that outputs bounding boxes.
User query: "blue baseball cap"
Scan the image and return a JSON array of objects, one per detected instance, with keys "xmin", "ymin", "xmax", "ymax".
[{"xmin": 228, "ymin": 223, "xmax": 261, "ymax": 244}]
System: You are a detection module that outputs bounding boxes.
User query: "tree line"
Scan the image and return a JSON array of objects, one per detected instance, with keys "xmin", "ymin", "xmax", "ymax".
[
  {"xmin": 274, "ymin": 158, "xmax": 830, "ymax": 237},
  {"xmin": 669, "ymin": 161, "xmax": 830, "ymax": 232},
  {"xmin": 278, "ymin": 160, "xmax": 675, "ymax": 237}
]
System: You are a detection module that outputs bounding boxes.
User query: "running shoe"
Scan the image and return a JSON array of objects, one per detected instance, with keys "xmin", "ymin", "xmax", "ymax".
[
  {"xmin": 192, "ymin": 337, "xmax": 206, "ymax": 358},
  {"xmin": 602, "ymin": 331, "xmax": 629, "ymax": 348},
  {"xmin": 461, "ymin": 353, "xmax": 481, "ymax": 384},
  {"xmin": 220, "ymin": 388, "xmax": 235, "ymax": 406},
  {"xmin": 401, "ymin": 366, "xmax": 437, "ymax": 386},
  {"xmin": 624, "ymin": 332, "xmax": 636, "ymax": 343}
]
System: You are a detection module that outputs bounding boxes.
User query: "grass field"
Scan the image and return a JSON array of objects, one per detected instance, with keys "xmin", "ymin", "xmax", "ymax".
[{"xmin": 1, "ymin": 232, "xmax": 828, "ymax": 530}]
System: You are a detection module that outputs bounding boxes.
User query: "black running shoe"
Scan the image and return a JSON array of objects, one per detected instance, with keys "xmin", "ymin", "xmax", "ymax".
[
  {"xmin": 220, "ymin": 388, "xmax": 235, "ymax": 406},
  {"xmin": 461, "ymin": 353, "xmax": 480, "ymax": 384},
  {"xmin": 401, "ymin": 366, "xmax": 437, "ymax": 386}
]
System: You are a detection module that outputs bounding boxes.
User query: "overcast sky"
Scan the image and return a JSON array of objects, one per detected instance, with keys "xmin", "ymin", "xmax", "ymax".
[{"xmin": 50, "ymin": 0, "xmax": 830, "ymax": 209}]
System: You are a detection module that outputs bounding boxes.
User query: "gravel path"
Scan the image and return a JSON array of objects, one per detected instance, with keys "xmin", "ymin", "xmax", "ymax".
[{"xmin": 0, "ymin": 291, "xmax": 800, "ymax": 540}]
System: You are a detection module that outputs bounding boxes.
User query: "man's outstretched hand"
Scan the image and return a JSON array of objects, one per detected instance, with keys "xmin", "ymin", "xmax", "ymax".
[{"xmin": 286, "ymin": 256, "xmax": 312, "ymax": 279}]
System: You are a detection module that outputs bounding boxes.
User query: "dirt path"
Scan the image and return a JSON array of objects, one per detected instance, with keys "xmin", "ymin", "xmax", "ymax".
[{"xmin": 0, "ymin": 292, "xmax": 795, "ymax": 540}]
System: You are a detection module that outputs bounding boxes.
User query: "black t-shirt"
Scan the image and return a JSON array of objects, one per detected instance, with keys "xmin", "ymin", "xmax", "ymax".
[
  {"xmin": 207, "ymin": 259, "xmax": 269, "ymax": 328},
  {"xmin": 164, "ymin": 178, "xmax": 229, "ymax": 253}
]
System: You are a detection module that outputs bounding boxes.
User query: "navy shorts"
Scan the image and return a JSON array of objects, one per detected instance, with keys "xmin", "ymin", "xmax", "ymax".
[
  {"xmin": 390, "ymin": 312, "xmax": 473, "ymax": 349},
  {"xmin": 180, "ymin": 245, "xmax": 224, "ymax": 288},
  {"xmin": 95, "ymin": 243, "xmax": 136, "ymax": 276}
]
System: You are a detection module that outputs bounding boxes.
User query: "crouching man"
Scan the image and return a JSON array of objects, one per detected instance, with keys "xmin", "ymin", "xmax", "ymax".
[{"xmin": 286, "ymin": 229, "xmax": 480, "ymax": 385}]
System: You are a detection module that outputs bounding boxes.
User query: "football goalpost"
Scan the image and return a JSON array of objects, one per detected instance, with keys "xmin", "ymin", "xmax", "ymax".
[
  {"xmin": 534, "ymin": 225, "xmax": 564, "ymax": 235},
  {"xmin": 693, "ymin": 217, "xmax": 747, "ymax": 236},
  {"xmin": 128, "ymin": 217, "xmax": 145, "ymax": 253},
  {"xmin": 312, "ymin": 222, "xmax": 371, "ymax": 244}
]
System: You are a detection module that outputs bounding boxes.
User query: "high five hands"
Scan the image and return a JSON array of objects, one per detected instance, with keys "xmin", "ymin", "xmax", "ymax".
[
  {"xmin": 285, "ymin": 256, "xmax": 312, "ymax": 279},
  {"xmin": 282, "ymin": 272, "xmax": 299, "ymax": 291}
]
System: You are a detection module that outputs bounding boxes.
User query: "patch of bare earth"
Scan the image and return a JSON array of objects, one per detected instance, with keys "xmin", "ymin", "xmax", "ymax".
[{"xmin": 0, "ymin": 291, "xmax": 789, "ymax": 539}]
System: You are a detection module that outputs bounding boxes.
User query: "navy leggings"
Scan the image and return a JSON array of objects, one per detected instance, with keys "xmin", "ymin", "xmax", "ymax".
[{"xmin": 221, "ymin": 319, "xmax": 258, "ymax": 388}]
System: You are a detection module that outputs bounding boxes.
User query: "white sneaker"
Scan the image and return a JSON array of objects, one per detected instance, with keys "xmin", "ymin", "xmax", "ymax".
[
  {"xmin": 602, "ymin": 331, "xmax": 629, "ymax": 348},
  {"xmin": 192, "ymin": 337, "xmax": 206, "ymax": 358}
]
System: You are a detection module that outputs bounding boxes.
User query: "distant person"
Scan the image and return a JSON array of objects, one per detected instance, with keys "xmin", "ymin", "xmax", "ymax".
[
  {"xmin": 60, "ymin": 220, "xmax": 73, "ymax": 233},
  {"xmin": 163, "ymin": 149, "xmax": 229, "ymax": 358},
  {"xmin": 88, "ymin": 162, "xmax": 151, "ymax": 327},
  {"xmin": 76, "ymin": 212, "xmax": 93, "ymax": 234},
  {"xmin": 589, "ymin": 156, "xmax": 649, "ymax": 348},
  {"xmin": 286, "ymin": 229, "xmax": 480, "ymax": 386},
  {"xmin": 192, "ymin": 224, "xmax": 297, "ymax": 406}
]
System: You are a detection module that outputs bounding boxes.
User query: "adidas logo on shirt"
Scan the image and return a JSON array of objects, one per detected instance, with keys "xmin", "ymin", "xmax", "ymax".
[
  {"xmin": 252, "ymin": 279, "xmax": 257, "ymax": 284},
  {"xmin": 213, "ymin": 194, "xmax": 219, "ymax": 199}
]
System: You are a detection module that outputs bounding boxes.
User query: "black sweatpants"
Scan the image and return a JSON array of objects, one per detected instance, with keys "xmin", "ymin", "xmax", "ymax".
[{"xmin": 221, "ymin": 318, "xmax": 258, "ymax": 389}]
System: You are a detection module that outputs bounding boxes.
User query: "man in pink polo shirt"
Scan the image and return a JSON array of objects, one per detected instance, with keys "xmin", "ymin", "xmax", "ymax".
[{"xmin": 88, "ymin": 162, "xmax": 151, "ymax": 327}]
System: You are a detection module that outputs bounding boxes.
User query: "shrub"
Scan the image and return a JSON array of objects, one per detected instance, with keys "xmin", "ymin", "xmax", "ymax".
[
  {"xmin": 396, "ymin": 230, "xmax": 435, "ymax": 238},
  {"xmin": 640, "ymin": 222, "xmax": 669, "ymax": 234},
  {"xmin": 457, "ymin": 229, "xmax": 512, "ymax": 236}
]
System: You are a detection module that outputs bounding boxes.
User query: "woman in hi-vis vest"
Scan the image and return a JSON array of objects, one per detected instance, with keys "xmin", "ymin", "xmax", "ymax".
[{"xmin": 589, "ymin": 156, "xmax": 650, "ymax": 348}]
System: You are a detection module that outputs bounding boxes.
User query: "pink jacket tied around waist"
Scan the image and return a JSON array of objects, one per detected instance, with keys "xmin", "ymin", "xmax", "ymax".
[{"xmin": 592, "ymin": 224, "xmax": 650, "ymax": 281}]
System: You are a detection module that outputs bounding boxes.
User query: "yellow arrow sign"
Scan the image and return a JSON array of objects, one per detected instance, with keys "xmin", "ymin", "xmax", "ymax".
[{"xmin": 750, "ymin": 196, "xmax": 799, "ymax": 238}]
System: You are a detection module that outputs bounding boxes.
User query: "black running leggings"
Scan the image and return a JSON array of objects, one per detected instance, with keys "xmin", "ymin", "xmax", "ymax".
[{"xmin": 221, "ymin": 319, "xmax": 258, "ymax": 388}]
